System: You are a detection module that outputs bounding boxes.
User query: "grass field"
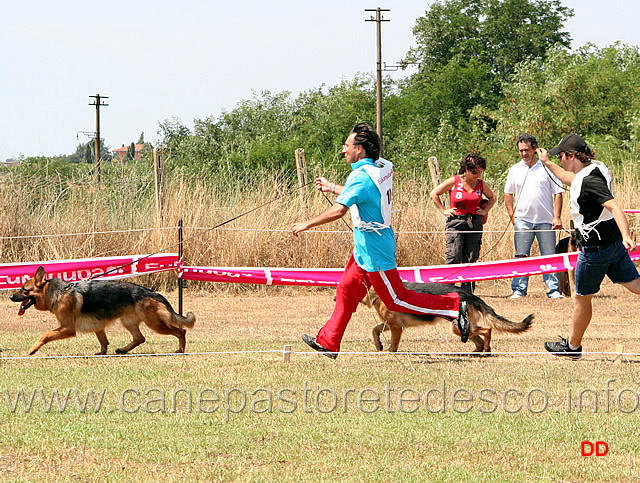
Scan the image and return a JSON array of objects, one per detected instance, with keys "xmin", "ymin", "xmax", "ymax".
[{"xmin": 1, "ymin": 275, "xmax": 640, "ymax": 481}]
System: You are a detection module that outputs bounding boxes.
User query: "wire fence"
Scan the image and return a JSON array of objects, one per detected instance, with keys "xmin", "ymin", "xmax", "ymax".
[{"xmin": 2, "ymin": 163, "xmax": 640, "ymax": 292}]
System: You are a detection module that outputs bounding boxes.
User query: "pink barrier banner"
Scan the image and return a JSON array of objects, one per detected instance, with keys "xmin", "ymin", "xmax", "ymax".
[
  {"xmin": 183, "ymin": 266, "xmax": 344, "ymax": 286},
  {"xmin": 183, "ymin": 248, "xmax": 640, "ymax": 286},
  {"xmin": 0, "ymin": 254, "xmax": 180, "ymax": 291}
]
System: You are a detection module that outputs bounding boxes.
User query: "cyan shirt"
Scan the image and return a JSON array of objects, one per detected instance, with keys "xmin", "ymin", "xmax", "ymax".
[{"xmin": 335, "ymin": 159, "xmax": 396, "ymax": 272}]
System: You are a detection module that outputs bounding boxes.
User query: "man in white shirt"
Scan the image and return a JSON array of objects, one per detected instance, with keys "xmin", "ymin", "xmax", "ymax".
[{"xmin": 504, "ymin": 133, "xmax": 565, "ymax": 299}]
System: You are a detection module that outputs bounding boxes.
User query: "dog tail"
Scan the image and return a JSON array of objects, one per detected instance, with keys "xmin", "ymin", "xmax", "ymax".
[
  {"xmin": 153, "ymin": 293, "xmax": 196, "ymax": 329},
  {"xmin": 462, "ymin": 293, "xmax": 533, "ymax": 333},
  {"xmin": 171, "ymin": 311, "xmax": 196, "ymax": 329}
]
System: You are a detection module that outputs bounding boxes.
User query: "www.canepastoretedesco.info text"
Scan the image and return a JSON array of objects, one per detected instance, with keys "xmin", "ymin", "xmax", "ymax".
[{"xmin": 3, "ymin": 380, "xmax": 638, "ymax": 421}]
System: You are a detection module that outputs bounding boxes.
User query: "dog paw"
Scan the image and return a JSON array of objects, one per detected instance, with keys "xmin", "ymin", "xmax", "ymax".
[
  {"xmin": 372, "ymin": 338, "xmax": 383, "ymax": 351},
  {"xmin": 471, "ymin": 349, "xmax": 492, "ymax": 358}
]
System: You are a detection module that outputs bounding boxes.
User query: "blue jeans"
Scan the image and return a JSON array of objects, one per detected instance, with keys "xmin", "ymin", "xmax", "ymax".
[
  {"xmin": 575, "ymin": 241, "xmax": 640, "ymax": 296},
  {"xmin": 511, "ymin": 219, "xmax": 559, "ymax": 296}
]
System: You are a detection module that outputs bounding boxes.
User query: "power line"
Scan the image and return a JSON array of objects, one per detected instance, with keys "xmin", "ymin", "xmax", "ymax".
[
  {"xmin": 365, "ymin": 7, "xmax": 390, "ymax": 156},
  {"xmin": 89, "ymin": 94, "xmax": 109, "ymax": 184}
]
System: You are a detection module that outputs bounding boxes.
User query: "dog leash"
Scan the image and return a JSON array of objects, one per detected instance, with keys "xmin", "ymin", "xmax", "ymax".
[{"xmin": 318, "ymin": 188, "xmax": 354, "ymax": 232}]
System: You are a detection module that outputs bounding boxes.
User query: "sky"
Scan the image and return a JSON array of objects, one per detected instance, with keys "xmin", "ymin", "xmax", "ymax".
[{"xmin": 1, "ymin": 0, "xmax": 638, "ymax": 161}]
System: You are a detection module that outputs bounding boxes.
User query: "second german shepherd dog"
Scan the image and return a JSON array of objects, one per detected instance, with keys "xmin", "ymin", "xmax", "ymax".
[
  {"xmin": 10, "ymin": 266, "xmax": 196, "ymax": 355},
  {"xmin": 556, "ymin": 223, "xmax": 577, "ymax": 297},
  {"xmin": 361, "ymin": 282, "xmax": 533, "ymax": 353}
]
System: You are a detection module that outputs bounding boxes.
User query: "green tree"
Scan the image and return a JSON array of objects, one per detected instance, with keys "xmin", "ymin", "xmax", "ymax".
[
  {"xmin": 127, "ymin": 142, "xmax": 136, "ymax": 161},
  {"xmin": 388, "ymin": 0, "xmax": 574, "ymax": 174},
  {"xmin": 157, "ymin": 76, "xmax": 377, "ymax": 177},
  {"xmin": 478, "ymin": 43, "xmax": 640, "ymax": 165},
  {"xmin": 399, "ymin": 0, "xmax": 573, "ymax": 137},
  {"xmin": 405, "ymin": 0, "xmax": 573, "ymax": 90},
  {"xmin": 85, "ymin": 142, "xmax": 93, "ymax": 163}
]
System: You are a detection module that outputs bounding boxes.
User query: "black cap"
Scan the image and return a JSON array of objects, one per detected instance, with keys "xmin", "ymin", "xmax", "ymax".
[{"xmin": 548, "ymin": 134, "xmax": 588, "ymax": 157}]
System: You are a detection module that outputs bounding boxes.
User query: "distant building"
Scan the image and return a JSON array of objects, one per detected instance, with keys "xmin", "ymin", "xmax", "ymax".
[
  {"xmin": 113, "ymin": 143, "xmax": 144, "ymax": 162},
  {"xmin": 1, "ymin": 159, "xmax": 21, "ymax": 168}
]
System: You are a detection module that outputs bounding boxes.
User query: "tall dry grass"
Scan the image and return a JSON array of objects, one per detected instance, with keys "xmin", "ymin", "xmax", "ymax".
[{"xmin": 1, "ymin": 161, "xmax": 639, "ymax": 292}]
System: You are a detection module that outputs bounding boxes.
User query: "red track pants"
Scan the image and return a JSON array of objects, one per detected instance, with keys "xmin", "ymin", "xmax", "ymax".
[{"xmin": 316, "ymin": 255, "xmax": 460, "ymax": 352}]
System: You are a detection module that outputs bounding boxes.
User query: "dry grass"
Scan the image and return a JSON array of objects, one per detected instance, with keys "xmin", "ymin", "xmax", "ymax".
[{"xmin": 2, "ymin": 162, "xmax": 639, "ymax": 292}]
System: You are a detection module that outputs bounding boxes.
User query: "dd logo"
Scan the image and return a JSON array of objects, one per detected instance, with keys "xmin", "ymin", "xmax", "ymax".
[{"xmin": 581, "ymin": 441, "xmax": 609, "ymax": 456}]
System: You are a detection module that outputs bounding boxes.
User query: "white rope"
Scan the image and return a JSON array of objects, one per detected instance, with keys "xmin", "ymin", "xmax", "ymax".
[
  {"xmin": 184, "ymin": 227, "xmax": 595, "ymax": 235},
  {"xmin": 0, "ymin": 349, "xmax": 636, "ymax": 361},
  {"xmin": 0, "ymin": 225, "xmax": 636, "ymax": 241},
  {"xmin": 0, "ymin": 226, "xmax": 178, "ymax": 241},
  {"xmin": 297, "ymin": 350, "xmax": 638, "ymax": 357},
  {"xmin": 0, "ymin": 350, "xmax": 281, "ymax": 361}
]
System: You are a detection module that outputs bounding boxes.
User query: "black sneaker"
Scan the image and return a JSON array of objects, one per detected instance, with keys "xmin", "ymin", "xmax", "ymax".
[
  {"xmin": 544, "ymin": 337, "xmax": 582, "ymax": 360},
  {"xmin": 301, "ymin": 334, "xmax": 338, "ymax": 359},
  {"xmin": 455, "ymin": 301, "xmax": 470, "ymax": 343}
]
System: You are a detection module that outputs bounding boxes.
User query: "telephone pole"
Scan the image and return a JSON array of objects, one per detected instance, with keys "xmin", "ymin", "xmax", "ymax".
[
  {"xmin": 365, "ymin": 7, "xmax": 389, "ymax": 156},
  {"xmin": 89, "ymin": 94, "xmax": 109, "ymax": 184}
]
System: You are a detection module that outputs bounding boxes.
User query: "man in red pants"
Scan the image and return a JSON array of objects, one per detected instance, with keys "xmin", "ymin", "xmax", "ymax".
[{"xmin": 291, "ymin": 123, "xmax": 466, "ymax": 359}]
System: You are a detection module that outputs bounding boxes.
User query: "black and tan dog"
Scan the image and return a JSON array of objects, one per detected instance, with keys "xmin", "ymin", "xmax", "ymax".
[
  {"xmin": 10, "ymin": 266, "xmax": 196, "ymax": 355},
  {"xmin": 361, "ymin": 282, "xmax": 533, "ymax": 353},
  {"xmin": 556, "ymin": 226, "xmax": 577, "ymax": 297}
]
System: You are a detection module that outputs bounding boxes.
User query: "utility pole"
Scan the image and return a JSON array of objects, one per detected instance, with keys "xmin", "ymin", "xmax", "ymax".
[
  {"xmin": 365, "ymin": 7, "xmax": 389, "ymax": 156},
  {"xmin": 89, "ymin": 94, "xmax": 109, "ymax": 184}
]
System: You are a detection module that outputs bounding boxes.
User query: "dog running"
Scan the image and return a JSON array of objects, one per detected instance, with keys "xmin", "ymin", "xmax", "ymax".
[
  {"xmin": 10, "ymin": 266, "xmax": 196, "ymax": 355},
  {"xmin": 361, "ymin": 282, "xmax": 533, "ymax": 353}
]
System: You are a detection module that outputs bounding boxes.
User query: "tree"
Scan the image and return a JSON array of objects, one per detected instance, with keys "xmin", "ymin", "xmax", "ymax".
[
  {"xmin": 385, "ymin": 0, "xmax": 574, "ymax": 173},
  {"xmin": 405, "ymin": 0, "xmax": 573, "ymax": 89},
  {"xmin": 127, "ymin": 142, "xmax": 136, "ymax": 161},
  {"xmin": 157, "ymin": 77, "xmax": 377, "ymax": 176},
  {"xmin": 85, "ymin": 142, "xmax": 95, "ymax": 163},
  {"xmin": 399, "ymin": 0, "xmax": 573, "ymax": 135},
  {"xmin": 477, "ymin": 43, "xmax": 640, "ymax": 165}
]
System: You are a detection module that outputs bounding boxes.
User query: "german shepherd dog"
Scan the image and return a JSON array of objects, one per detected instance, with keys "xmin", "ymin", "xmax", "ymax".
[
  {"xmin": 10, "ymin": 266, "xmax": 196, "ymax": 355},
  {"xmin": 361, "ymin": 282, "xmax": 533, "ymax": 353},
  {"xmin": 556, "ymin": 225, "xmax": 577, "ymax": 297}
]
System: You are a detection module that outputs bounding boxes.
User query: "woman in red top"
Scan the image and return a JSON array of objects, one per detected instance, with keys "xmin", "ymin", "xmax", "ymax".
[{"xmin": 430, "ymin": 152, "xmax": 496, "ymax": 293}]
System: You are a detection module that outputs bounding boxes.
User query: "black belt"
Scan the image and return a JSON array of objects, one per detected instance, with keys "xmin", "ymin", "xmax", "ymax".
[
  {"xmin": 580, "ymin": 240, "xmax": 618, "ymax": 252},
  {"xmin": 448, "ymin": 213, "xmax": 478, "ymax": 221}
]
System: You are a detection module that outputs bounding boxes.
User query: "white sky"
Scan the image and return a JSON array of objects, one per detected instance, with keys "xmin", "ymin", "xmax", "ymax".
[{"xmin": 1, "ymin": 0, "xmax": 637, "ymax": 161}]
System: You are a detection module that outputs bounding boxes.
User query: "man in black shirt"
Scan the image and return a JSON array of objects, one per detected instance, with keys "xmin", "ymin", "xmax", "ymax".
[{"xmin": 537, "ymin": 134, "xmax": 640, "ymax": 359}]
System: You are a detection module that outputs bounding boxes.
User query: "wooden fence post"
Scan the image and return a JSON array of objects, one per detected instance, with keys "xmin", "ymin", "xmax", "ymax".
[
  {"xmin": 295, "ymin": 148, "xmax": 308, "ymax": 208},
  {"xmin": 614, "ymin": 344, "xmax": 624, "ymax": 365},
  {"xmin": 154, "ymin": 148, "xmax": 166, "ymax": 225},
  {"xmin": 428, "ymin": 156, "xmax": 448, "ymax": 208},
  {"xmin": 283, "ymin": 345, "xmax": 292, "ymax": 363}
]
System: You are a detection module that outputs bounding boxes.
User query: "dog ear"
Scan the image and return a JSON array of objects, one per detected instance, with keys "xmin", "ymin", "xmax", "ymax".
[{"xmin": 34, "ymin": 266, "xmax": 47, "ymax": 286}]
